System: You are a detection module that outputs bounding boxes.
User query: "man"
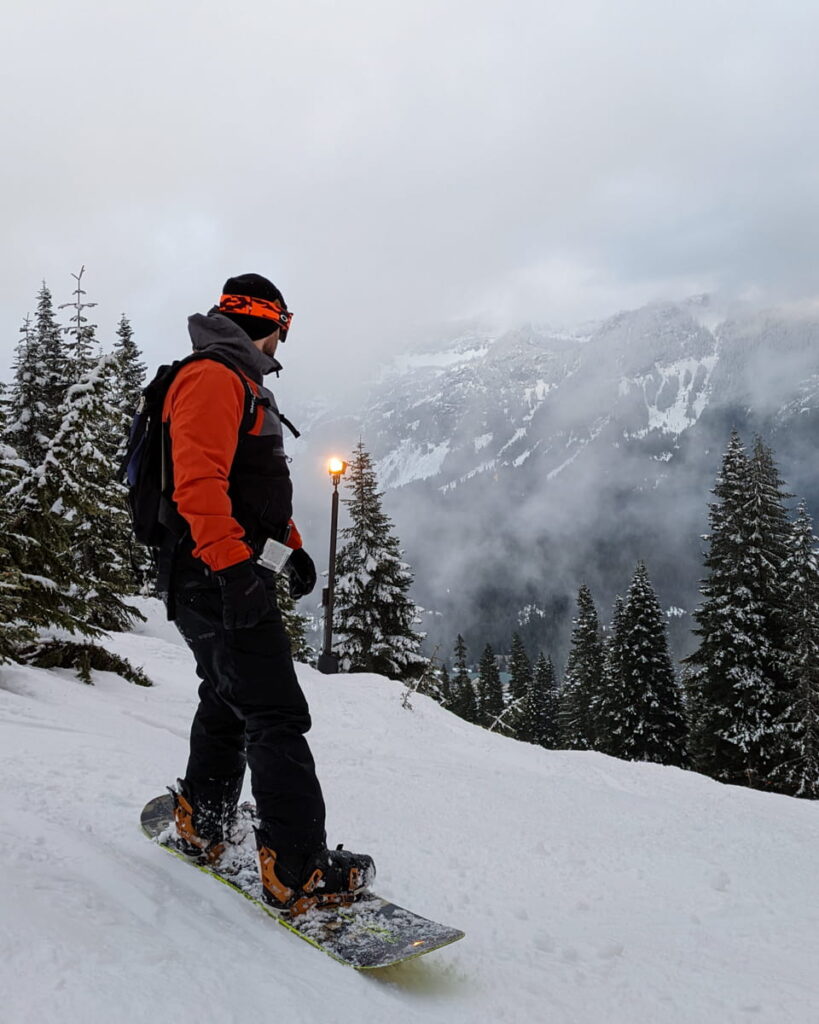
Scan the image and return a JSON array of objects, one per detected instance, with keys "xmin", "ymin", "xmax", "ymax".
[{"xmin": 158, "ymin": 273, "xmax": 374, "ymax": 912}]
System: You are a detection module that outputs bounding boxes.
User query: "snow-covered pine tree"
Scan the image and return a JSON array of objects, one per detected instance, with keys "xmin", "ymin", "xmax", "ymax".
[
  {"xmin": 516, "ymin": 652, "xmax": 558, "ymax": 747},
  {"xmin": 593, "ymin": 596, "xmax": 628, "ymax": 758},
  {"xmin": 8, "ymin": 412, "xmax": 148, "ymax": 685},
  {"xmin": 769, "ymin": 501, "xmax": 819, "ymax": 798},
  {"xmin": 112, "ymin": 314, "xmax": 147, "ymax": 416},
  {"xmin": 109, "ymin": 313, "xmax": 152, "ymax": 591},
  {"xmin": 0, "ymin": 442, "xmax": 35, "ymax": 662},
  {"xmin": 538, "ymin": 653, "xmax": 560, "ymax": 747},
  {"xmin": 35, "ymin": 283, "xmax": 69, "ymax": 446},
  {"xmin": 685, "ymin": 431, "xmax": 789, "ymax": 786},
  {"xmin": 412, "ymin": 647, "xmax": 446, "ymax": 702},
  {"xmin": 450, "ymin": 634, "xmax": 479, "ymax": 722},
  {"xmin": 334, "ymin": 441, "xmax": 426, "ymax": 680},
  {"xmin": 559, "ymin": 584, "xmax": 604, "ymax": 749},
  {"xmin": 5, "ymin": 314, "xmax": 48, "ymax": 468},
  {"xmin": 508, "ymin": 632, "xmax": 533, "ymax": 704},
  {"xmin": 615, "ymin": 562, "xmax": 687, "ymax": 765},
  {"xmin": 747, "ymin": 436, "xmax": 792, "ymax": 709},
  {"xmin": 477, "ymin": 643, "xmax": 506, "ymax": 730},
  {"xmin": 8, "ymin": 442, "xmax": 103, "ymax": 648},
  {"xmin": 437, "ymin": 664, "xmax": 453, "ymax": 708},
  {"xmin": 35, "ymin": 354, "xmax": 139, "ymax": 631},
  {"xmin": 59, "ymin": 267, "xmax": 99, "ymax": 383},
  {"xmin": 6, "ymin": 428, "xmax": 148, "ymax": 685},
  {"xmin": 275, "ymin": 573, "xmax": 313, "ymax": 663}
]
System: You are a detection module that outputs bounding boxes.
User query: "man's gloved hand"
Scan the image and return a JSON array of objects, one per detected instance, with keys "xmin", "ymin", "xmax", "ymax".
[
  {"xmin": 214, "ymin": 560, "xmax": 270, "ymax": 629},
  {"xmin": 286, "ymin": 548, "xmax": 317, "ymax": 600}
]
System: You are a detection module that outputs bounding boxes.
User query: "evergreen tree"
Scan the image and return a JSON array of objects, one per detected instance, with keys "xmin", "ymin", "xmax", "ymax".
[
  {"xmin": 477, "ymin": 643, "xmax": 505, "ymax": 730},
  {"xmin": 616, "ymin": 562, "xmax": 687, "ymax": 765},
  {"xmin": 112, "ymin": 314, "xmax": 147, "ymax": 415},
  {"xmin": 559, "ymin": 584, "xmax": 604, "ymax": 749},
  {"xmin": 8, "ymin": 450, "xmax": 102, "ymax": 647},
  {"xmin": 508, "ymin": 632, "xmax": 533, "ymax": 703},
  {"xmin": 0, "ymin": 442, "xmax": 35, "ymax": 662},
  {"xmin": 275, "ymin": 574, "xmax": 313, "ymax": 663},
  {"xmin": 686, "ymin": 431, "xmax": 790, "ymax": 786},
  {"xmin": 453, "ymin": 634, "xmax": 469, "ymax": 689},
  {"xmin": 110, "ymin": 314, "xmax": 151, "ymax": 591},
  {"xmin": 33, "ymin": 354, "xmax": 138, "ymax": 631},
  {"xmin": 516, "ymin": 652, "xmax": 558, "ymax": 747},
  {"xmin": 35, "ymin": 283, "xmax": 68, "ymax": 446},
  {"xmin": 593, "ymin": 596, "xmax": 628, "ymax": 758},
  {"xmin": 59, "ymin": 266, "xmax": 99, "ymax": 382},
  {"xmin": 334, "ymin": 441, "xmax": 426, "ymax": 680},
  {"xmin": 747, "ymin": 436, "xmax": 792, "ymax": 702},
  {"xmin": 770, "ymin": 501, "xmax": 819, "ymax": 798},
  {"xmin": 5, "ymin": 314, "xmax": 47, "ymax": 467},
  {"xmin": 437, "ymin": 664, "xmax": 453, "ymax": 708},
  {"xmin": 4, "ymin": 404, "xmax": 149, "ymax": 685},
  {"xmin": 450, "ymin": 634, "xmax": 479, "ymax": 722}
]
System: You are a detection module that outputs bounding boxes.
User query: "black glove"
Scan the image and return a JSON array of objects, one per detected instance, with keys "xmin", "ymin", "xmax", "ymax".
[
  {"xmin": 214, "ymin": 560, "xmax": 270, "ymax": 630},
  {"xmin": 286, "ymin": 548, "xmax": 317, "ymax": 600}
]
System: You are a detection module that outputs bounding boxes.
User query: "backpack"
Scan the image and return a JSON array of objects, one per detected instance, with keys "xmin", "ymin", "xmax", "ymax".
[{"xmin": 118, "ymin": 352, "xmax": 260, "ymax": 548}]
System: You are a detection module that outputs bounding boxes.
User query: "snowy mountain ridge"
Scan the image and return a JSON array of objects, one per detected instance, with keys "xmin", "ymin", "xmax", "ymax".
[
  {"xmin": 2, "ymin": 599, "xmax": 818, "ymax": 1023},
  {"xmin": 304, "ymin": 297, "xmax": 817, "ymax": 494},
  {"xmin": 292, "ymin": 297, "xmax": 819, "ymax": 662}
]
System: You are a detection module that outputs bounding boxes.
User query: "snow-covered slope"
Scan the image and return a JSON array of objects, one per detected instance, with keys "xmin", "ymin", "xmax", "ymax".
[{"xmin": 2, "ymin": 604, "xmax": 818, "ymax": 1024}]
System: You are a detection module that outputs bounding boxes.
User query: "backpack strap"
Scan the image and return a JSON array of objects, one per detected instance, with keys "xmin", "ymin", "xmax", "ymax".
[
  {"xmin": 278, "ymin": 412, "xmax": 301, "ymax": 439},
  {"xmin": 184, "ymin": 351, "xmax": 300, "ymax": 437}
]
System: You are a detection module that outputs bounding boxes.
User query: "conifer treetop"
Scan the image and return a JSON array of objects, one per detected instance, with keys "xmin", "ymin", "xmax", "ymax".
[{"xmin": 334, "ymin": 440, "xmax": 425, "ymax": 680}]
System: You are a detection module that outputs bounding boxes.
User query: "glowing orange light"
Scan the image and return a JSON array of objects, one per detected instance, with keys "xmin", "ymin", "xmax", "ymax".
[{"xmin": 328, "ymin": 458, "xmax": 348, "ymax": 478}]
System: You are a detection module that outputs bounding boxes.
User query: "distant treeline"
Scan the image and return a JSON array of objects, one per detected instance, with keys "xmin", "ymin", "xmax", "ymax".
[{"xmin": 427, "ymin": 432, "xmax": 819, "ymax": 800}]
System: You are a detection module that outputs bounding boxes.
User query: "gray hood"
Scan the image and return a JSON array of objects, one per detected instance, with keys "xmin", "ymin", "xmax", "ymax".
[{"xmin": 187, "ymin": 310, "xmax": 282, "ymax": 383}]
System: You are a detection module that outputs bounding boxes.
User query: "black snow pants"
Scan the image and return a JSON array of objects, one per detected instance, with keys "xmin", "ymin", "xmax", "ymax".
[{"xmin": 170, "ymin": 567, "xmax": 326, "ymax": 855}]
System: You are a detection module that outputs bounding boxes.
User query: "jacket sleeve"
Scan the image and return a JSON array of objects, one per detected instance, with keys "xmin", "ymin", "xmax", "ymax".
[{"xmin": 163, "ymin": 361, "xmax": 253, "ymax": 572}]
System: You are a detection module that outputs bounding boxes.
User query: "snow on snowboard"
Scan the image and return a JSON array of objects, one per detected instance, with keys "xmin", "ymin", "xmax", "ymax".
[{"xmin": 140, "ymin": 794, "xmax": 464, "ymax": 969}]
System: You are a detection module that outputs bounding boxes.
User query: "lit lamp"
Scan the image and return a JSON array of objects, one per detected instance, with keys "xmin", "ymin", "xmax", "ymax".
[{"xmin": 317, "ymin": 457, "xmax": 348, "ymax": 674}]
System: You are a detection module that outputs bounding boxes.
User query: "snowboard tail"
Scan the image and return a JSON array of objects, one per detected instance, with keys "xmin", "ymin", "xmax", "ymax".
[{"xmin": 140, "ymin": 794, "xmax": 464, "ymax": 970}]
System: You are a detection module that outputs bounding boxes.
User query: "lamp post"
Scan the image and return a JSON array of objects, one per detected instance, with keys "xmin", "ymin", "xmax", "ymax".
[{"xmin": 317, "ymin": 457, "xmax": 348, "ymax": 674}]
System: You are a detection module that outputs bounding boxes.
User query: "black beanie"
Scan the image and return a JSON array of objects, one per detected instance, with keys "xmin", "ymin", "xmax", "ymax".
[{"xmin": 218, "ymin": 273, "xmax": 288, "ymax": 341}]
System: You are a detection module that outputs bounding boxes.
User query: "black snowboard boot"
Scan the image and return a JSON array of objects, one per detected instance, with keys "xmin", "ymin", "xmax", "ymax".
[
  {"xmin": 255, "ymin": 828, "xmax": 376, "ymax": 915},
  {"xmin": 170, "ymin": 774, "xmax": 244, "ymax": 864}
]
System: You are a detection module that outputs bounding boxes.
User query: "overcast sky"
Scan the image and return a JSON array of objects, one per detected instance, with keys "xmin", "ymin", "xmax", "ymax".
[{"xmin": 3, "ymin": 0, "xmax": 819, "ymax": 390}]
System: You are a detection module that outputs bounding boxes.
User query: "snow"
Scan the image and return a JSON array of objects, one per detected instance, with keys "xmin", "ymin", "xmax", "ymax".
[
  {"xmin": 390, "ymin": 346, "xmax": 490, "ymax": 373},
  {"xmin": 522, "ymin": 379, "xmax": 555, "ymax": 418},
  {"xmin": 645, "ymin": 355, "xmax": 717, "ymax": 434},
  {"xmin": 2, "ymin": 598, "xmax": 819, "ymax": 1023},
  {"xmin": 375, "ymin": 439, "xmax": 451, "ymax": 489},
  {"xmin": 498, "ymin": 427, "xmax": 527, "ymax": 456},
  {"xmin": 474, "ymin": 432, "xmax": 493, "ymax": 452},
  {"xmin": 623, "ymin": 355, "xmax": 718, "ymax": 438}
]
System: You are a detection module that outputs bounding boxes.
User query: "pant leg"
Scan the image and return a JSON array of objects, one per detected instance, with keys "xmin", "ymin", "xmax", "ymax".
[
  {"xmin": 173, "ymin": 576, "xmax": 326, "ymax": 854},
  {"xmin": 185, "ymin": 663, "xmax": 248, "ymax": 784}
]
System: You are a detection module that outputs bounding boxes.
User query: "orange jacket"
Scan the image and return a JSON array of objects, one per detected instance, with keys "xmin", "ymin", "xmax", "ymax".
[{"xmin": 163, "ymin": 360, "xmax": 257, "ymax": 573}]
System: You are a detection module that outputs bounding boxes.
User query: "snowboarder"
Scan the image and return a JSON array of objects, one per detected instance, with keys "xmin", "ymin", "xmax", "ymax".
[{"xmin": 156, "ymin": 273, "xmax": 374, "ymax": 911}]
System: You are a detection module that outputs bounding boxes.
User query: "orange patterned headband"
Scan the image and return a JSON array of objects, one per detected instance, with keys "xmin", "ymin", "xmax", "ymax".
[{"xmin": 218, "ymin": 293, "xmax": 293, "ymax": 330}]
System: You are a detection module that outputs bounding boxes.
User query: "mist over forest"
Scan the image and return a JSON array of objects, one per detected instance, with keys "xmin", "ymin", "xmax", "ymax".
[{"xmin": 286, "ymin": 295, "xmax": 819, "ymax": 669}]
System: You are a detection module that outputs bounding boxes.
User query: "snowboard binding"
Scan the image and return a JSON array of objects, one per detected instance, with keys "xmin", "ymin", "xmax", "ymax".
[{"xmin": 256, "ymin": 838, "xmax": 376, "ymax": 918}]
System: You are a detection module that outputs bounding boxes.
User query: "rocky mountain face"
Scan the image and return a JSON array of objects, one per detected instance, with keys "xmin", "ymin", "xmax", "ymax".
[{"xmin": 294, "ymin": 299, "xmax": 819, "ymax": 669}]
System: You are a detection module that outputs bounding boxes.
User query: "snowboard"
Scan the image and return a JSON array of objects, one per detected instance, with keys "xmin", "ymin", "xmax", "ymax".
[{"xmin": 140, "ymin": 794, "xmax": 464, "ymax": 970}]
